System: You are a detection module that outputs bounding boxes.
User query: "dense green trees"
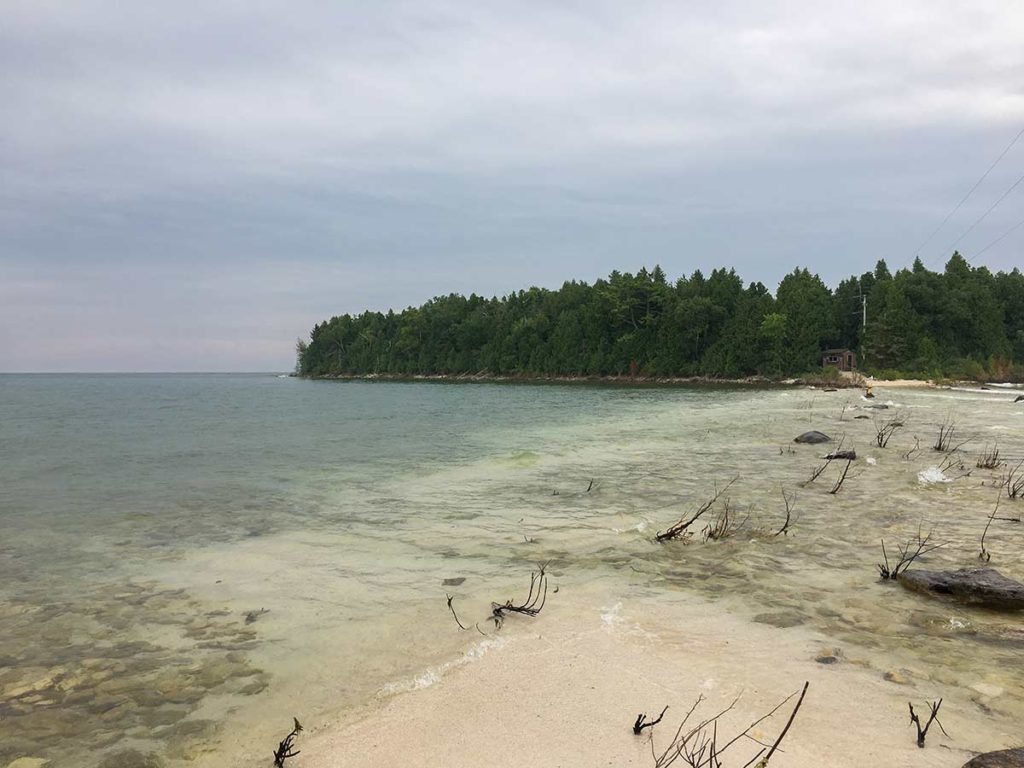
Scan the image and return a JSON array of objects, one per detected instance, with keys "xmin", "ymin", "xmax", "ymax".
[{"xmin": 299, "ymin": 254, "xmax": 1024, "ymax": 380}]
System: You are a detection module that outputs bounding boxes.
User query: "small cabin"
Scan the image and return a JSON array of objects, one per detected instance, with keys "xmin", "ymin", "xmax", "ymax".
[{"xmin": 822, "ymin": 348, "xmax": 856, "ymax": 371}]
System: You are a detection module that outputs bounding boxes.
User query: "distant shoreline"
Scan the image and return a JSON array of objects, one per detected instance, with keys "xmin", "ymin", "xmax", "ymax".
[{"xmin": 299, "ymin": 371, "xmax": 939, "ymax": 389}]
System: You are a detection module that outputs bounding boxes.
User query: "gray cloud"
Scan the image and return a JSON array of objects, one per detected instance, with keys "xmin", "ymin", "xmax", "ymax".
[{"xmin": 2, "ymin": 1, "xmax": 1024, "ymax": 370}]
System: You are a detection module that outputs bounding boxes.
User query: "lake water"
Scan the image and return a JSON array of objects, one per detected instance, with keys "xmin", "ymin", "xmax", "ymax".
[{"xmin": 1, "ymin": 374, "xmax": 1023, "ymax": 766}]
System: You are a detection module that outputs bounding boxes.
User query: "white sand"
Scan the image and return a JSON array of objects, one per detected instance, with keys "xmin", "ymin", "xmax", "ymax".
[{"xmin": 297, "ymin": 595, "xmax": 1018, "ymax": 768}]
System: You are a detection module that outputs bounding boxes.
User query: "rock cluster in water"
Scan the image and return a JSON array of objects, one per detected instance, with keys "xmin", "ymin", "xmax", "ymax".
[{"xmin": 0, "ymin": 580, "xmax": 269, "ymax": 767}]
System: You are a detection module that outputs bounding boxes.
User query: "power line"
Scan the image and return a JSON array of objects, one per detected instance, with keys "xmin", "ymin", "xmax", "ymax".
[
  {"xmin": 912, "ymin": 124, "xmax": 1024, "ymax": 257},
  {"xmin": 941, "ymin": 169, "xmax": 1024, "ymax": 255},
  {"xmin": 973, "ymin": 213, "xmax": 1024, "ymax": 258}
]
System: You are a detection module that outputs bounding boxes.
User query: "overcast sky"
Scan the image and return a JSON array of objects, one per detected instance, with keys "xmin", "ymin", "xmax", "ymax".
[{"xmin": 2, "ymin": 1, "xmax": 1024, "ymax": 371}]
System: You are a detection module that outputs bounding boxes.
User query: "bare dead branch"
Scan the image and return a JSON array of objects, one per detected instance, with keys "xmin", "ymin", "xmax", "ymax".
[
  {"xmin": 656, "ymin": 478, "xmax": 738, "ymax": 542},
  {"xmin": 908, "ymin": 699, "xmax": 949, "ymax": 748},
  {"xmin": 877, "ymin": 525, "xmax": 947, "ymax": 580},
  {"xmin": 829, "ymin": 459, "xmax": 854, "ymax": 494},
  {"xmin": 446, "ymin": 593, "xmax": 471, "ymax": 631},
  {"xmin": 775, "ymin": 488, "xmax": 797, "ymax": 537}
]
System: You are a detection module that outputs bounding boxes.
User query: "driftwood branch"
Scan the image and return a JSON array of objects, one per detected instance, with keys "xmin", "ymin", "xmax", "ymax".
[
  {"xmin": 272, "ymin": 718, "xmax": 303, "ymax": 767},
  {"xmin": 491, "ymin": 564, "xmax": 549, "ymax": 628},
  {"xmin": 635, "ymin": 706, "xmax": 670, "ymax": 734}
]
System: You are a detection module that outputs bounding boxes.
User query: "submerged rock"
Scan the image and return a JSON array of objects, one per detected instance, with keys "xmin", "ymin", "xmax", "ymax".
[
  {"xmin": 793, "ymin": 431, "xmax": 831, "ymax": 444},
  {"xmin": 753, "ymin": 611, "xmax": 806, "ymax": 628},
  {"xmin": 899, "ymin": 568, "xmax": 1024, "ymax": 610},
  {"xmin": 96, "ymin": 750, "xmax": 164, "ymax": 768},
  {"xmin": 825, "ymin": 450, "xmax": 856, "ymax": 460},
  {"xmin": 963, "ymin": 747, "xmax": 1024, "ymax": 767}
]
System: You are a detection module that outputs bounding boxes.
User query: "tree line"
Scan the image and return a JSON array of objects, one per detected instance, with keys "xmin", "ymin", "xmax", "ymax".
[{"xmin": 297, "ymin": 253, "xmax": 1024, "ymax": 380}]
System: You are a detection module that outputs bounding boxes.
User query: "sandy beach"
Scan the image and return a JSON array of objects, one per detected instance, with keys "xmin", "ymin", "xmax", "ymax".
[{"xmin": 297, "ymin": 593, "xmax": 1019, "ymax": 768}]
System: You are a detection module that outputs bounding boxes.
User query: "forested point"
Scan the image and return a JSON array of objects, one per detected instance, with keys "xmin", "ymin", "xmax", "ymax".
[{"xmin": 298, "ymin": 253, "xmax": 1024, "ymax": 381}]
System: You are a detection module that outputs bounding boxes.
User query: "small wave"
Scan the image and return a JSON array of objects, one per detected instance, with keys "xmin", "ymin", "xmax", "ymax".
[
  {"xmin": 866, "ymin": 457, "xmax": 877, "ymax": 466},
  {"xmin": 601, "ymin": 601, "xmax": 624, "ymax": 628},
  {"xmin": 918, "ymin": 467, "xmax": 952, "ymax": 485},
  {"xmin": 379, "ymin": 637, "xmax": 505, "ymax": 696}
]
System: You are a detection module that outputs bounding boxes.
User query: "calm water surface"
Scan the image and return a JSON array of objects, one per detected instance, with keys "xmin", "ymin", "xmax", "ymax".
[{"xmin": 1, "ymin": 375, "xmax": 1022, "ymax": 766}]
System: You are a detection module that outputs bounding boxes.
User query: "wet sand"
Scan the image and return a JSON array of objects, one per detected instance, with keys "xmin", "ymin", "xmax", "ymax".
[{"xmin": 300, "ymin": 594, "xmax": 1019, "ymax": 768}]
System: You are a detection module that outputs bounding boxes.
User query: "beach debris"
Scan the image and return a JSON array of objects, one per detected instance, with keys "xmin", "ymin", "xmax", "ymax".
[
  {"xmin": 874, "ymin": 416, "xmax": 904, "ymax": 448},
  {"xmin": 490, "ymin": 563, "xmax": 549, "ymax": 628},
  {"xmin": 649, "ymin": 681, "xmax": 809, "ymax": 768},
  {"xmin": 774, "ymin": 488, "xmax": 797, "ymax": 537},
  {"xmin": 587, "ymin": 478, "xmax": 595, "ymax": 492},
  {"xmin": 656, "ymin": 478, "xmax": 737, "ymax": 542},
  {"xmin": 977, "ymin": 444, "xmax": 1003, "ymax": 469},
  {"xmin": 272, "ymin": 717, "xmax": 303, "ymax": 767},
  {"xmin": 877, "ymin": 527, "xmax": 946, "ymax": 581},
  {"xmin": 963, "ymin": 747, "xmax": 1024, "ymax": 767},
  {"xmin": 445, "ymin": 593, "xmax": 472, "ymax": 631},
  {"xmin": 1015, "ymin": 394, "xmax": 1024, "ymax": 403},
  {"xmin": 854, "ymin": 414, "xmax": 871, "ymax": 419},
  {"xmin": 794, "ymin": 430, "xmax": 831, "ymax": 444},
  {"xmin": 634, "ymin": 706, "xmax": 669, "ymax": 734},
  {"xmin": 908, "ymin": 699, "xmax": 948, "ymax": 748},
  {"xmin": 898, "ymin": 567, "xmax": 1024, "ymax": 610},
  {"xmin": 243, "ymin": 608, "xmax": 269, "ymax": 625}
]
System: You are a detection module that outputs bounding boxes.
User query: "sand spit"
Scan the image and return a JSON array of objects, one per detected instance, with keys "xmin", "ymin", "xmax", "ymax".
[{"xmin": 298, "ymin": 596, "xmax": 1018, "ymax": 768}]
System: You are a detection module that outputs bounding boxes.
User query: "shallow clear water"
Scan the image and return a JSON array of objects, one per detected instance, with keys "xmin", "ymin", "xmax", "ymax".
[{"xmin": 1, "ymin": 375, "xmax": 1022, "ymax": 766}]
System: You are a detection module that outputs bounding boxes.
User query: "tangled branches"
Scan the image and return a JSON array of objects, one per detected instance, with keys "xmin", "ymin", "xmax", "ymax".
[
  {"xmin": 272, "ymin": 718, "xmax": 303, "ymax": 768},
  {"xmin": 874, "ymin": 417, "xmax": 904, "ymax": 448},
  {"xmin": 490, "ymin": 564, "xmax": 549, "ymax": 628},
  {"xmin": 1001, "ymin": 459, "xmax": 1024, "ymax": 499},
  {"xmin": 877, "ymin": 527, "xmax": 946, "ymax": 580},
  {"xmin": 649, "ymin": 682, "xmax": 810, "ymax": 768},
  {"xmin": 702, "ymin": 499, "xmax": 751, "ymax": 543},
  {"xmin": 979, "ymin": 489, "xmax": 1021, "ymax": 562},
  {"xmin": 656, "ymin": 479, "xmax": 737, "ymax": 542},
  {"xmin": 976, "ymin": 444, "xmax": 1003, "ymax": 470},
  {"xmin": 908, "ymin": 699, "xmax": 948, "ymax": 748}
]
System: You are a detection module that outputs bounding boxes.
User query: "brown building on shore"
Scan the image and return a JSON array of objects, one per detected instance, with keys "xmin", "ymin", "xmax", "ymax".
[{"xmin": 822, "ymin": 348, "xmax": 857, "ymax": 371}]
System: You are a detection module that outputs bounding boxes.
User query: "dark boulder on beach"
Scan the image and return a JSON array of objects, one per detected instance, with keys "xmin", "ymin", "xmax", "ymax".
[
  {"xmin": 963, "ymin": 747, "xmax": 1024, "ymax": 767},
  {"xmin": 794, "ymin": 430, "xmax": 831, "ymax": 444},
  {"xmin": 899, "ymin": 568, "xmax": 1024, "ymax": 610}
]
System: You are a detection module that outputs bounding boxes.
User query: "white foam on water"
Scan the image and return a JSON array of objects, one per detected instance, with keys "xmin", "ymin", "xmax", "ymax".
[{"xmin": 918, "ymin": 467, "xmax": 952, "ymax": 485}]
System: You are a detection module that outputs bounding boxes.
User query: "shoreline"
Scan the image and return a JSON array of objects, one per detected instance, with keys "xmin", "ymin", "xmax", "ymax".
[
  {"xmin": 293, "ymin": 593, "xmax": 1019, "ymax": 768},
  {"xmin": 299, "ymin": 371, "xmax": 941, "ymax": 389}
]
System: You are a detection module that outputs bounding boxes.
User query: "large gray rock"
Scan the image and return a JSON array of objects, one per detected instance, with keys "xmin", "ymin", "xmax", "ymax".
[
  {"xmin": 963, "ymin": 747, "xmax": 1024, "ymax": 767},
  {"xmin": 793, "ymin": 430, "xmax": 832, "ymax": 444},
  {"xmin": 899, "ymin": 568, "xmax": 1024, "ymax": 610}
]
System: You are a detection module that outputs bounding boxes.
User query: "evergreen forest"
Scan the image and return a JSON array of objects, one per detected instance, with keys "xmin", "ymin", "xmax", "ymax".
[{"xmin": 298, "ymin": 254, "xmax": 1024, "ymax": 381}]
